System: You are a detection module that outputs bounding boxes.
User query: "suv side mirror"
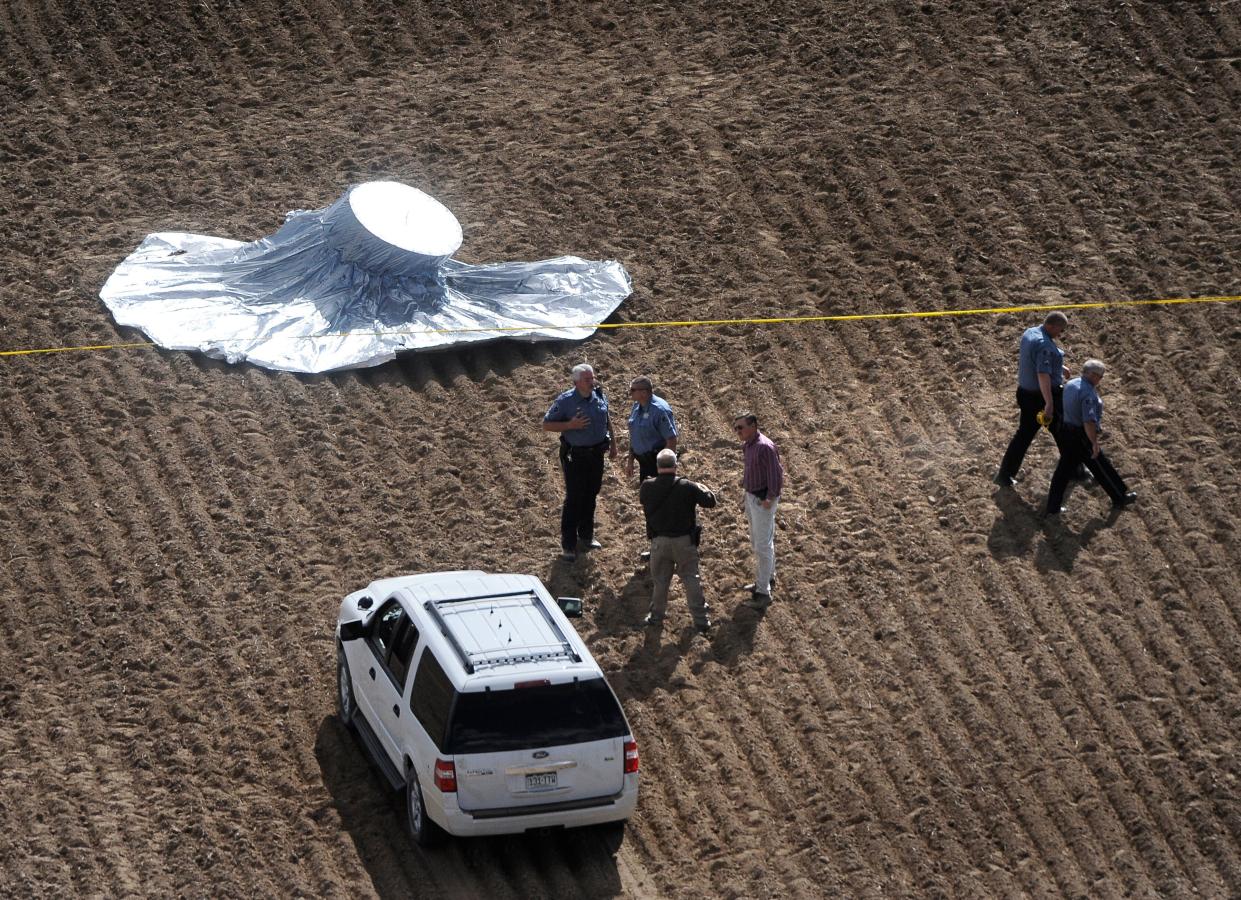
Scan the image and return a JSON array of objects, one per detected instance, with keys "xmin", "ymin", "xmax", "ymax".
[
  {"xmin": 556, "ymin": 596, "xmax": 583, "ymax": 618},
  {"xmin": 339, "ymin": 619, "xmax": 367, "ymax": 642}
]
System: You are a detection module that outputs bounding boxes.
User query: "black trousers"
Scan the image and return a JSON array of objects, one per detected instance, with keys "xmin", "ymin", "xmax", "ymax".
[
  {"xmin": 633, "ymin": 439, "xmax": 666, "ymax": 481},
  {"xmin": 1046, "ymin": 425, "xmax": 1129, "ymax": 512},
  {"xmin": 999, "ymin": 386, "xmax": 1070, "ymax": 478},
  {"xmin": 559, "ymin": 442, "xmax": 606, "ymax": 551}
]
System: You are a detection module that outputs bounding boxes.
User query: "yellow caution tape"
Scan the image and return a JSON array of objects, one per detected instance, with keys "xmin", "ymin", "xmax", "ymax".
[{"xmin": 2, "ymin": 293, "xmax": 1238, "ymax": 359}]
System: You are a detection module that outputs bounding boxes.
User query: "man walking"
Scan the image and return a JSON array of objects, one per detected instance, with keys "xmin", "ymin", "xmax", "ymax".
[
  {"xmin": 639, "ymin": 449, "xmax": 716, "ymax": 632},
  {"xmin": 735, "ymin": 413, "xmax": 783, "ymax": 609},
  {"xmin": 996, "ymin": 311, "xmax": 1076, "ymax": 487},
  {"xmin": 625, "ymin": 376, "xmax": 678, "ymax": 482},
  {"xmin": 1045, "ymin": 359, "xmax": 1137, "ymax": 516},
  {"xmin": 542, "ymin": 363, "xmax": 617, "ymax": 561}
]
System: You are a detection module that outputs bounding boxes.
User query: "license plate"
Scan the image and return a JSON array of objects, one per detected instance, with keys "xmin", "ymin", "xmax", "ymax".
[{"xmin": 525, "ymin": 772, "xmax": 557, "ymax": 790}]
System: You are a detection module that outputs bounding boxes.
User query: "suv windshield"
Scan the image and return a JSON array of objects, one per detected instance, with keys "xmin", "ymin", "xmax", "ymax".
[{"xmin": 447, "ymin": 678, "xmax": 627, "ymax": 754}]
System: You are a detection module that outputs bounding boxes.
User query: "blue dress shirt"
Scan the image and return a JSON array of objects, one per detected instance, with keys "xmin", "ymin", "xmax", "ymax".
[
  {"xmin": 1061, "ymin": 376, "xmax": 1103, "ymax": 427},
  {"xmin": 627, "ymin": 396, "xmax": 678, "ymax": 455},
  {"xmin": 1016, "ymin": 325, "xmax": 1064, "ymax": 391},
  {"xmin": 544, "ymin": 387, "xmax": 611, "ymax": 446}
]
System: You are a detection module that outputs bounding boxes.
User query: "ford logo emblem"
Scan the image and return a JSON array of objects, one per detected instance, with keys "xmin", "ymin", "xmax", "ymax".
[{"xmin": 533, "ymin": 750, "xmax": 549, "ymax": 759}]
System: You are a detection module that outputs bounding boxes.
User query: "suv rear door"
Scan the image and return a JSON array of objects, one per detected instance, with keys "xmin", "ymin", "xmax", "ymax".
[{"xmin": 447, "ymin": 679, "xmax": 629, "ymax": 812}]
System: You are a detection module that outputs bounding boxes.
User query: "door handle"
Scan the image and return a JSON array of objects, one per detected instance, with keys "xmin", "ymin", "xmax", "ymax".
[
  {"xmin": 369, "ymin": 667, "xmax": 376, "ymax": 680},
  {"xmin": 393, "ymin": 705, "xmax": 400, "ymax": 717}
]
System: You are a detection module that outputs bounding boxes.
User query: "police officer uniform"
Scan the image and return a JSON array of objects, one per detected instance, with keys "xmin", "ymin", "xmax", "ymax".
[
  {"xmin": 1045, "ymin": 375, "xmax": 1134, "ymax": 515},
  {"xmin": 628, "ymin": 395, "xmax": 678, "ymax": 481},
  {"xmin": 997, "ymin": 323, "xmax": 1071, "ymax": 482},
  {"xmin": 544, "ymin": 384, "xmax": 612, "ymax": 554}
]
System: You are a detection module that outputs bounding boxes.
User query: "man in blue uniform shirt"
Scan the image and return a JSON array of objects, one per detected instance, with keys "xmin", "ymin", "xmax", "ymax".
[
  {"xmin": 1045, "ymin": 358, "xmax": 1137, "ymax": 516},
  {"xmin": 542, "ymin": 363, "xmax": 617, "ymax": 561},
  {"xmin": 995, "ymin": 311, "xmax": 1086, "ymax": 486},
  {"xmin": 625, "ymin": 376, "xmax": 679, "ymax": 482}
]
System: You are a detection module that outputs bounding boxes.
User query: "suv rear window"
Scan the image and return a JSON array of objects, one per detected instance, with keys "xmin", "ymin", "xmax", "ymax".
[{"xmin": 446, "ymin": 678, "xmax": 628, "ymax": 754}]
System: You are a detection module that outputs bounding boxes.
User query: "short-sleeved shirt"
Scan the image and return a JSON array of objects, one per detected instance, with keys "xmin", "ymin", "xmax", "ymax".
[
  {"xmin": 1016, "ymin": 325, "xmax": 1065, "ymax": 391},
  {"xmin": 1061, "ymin": 376, "xmax": 1102, "ymax": 427},
  {"xmin": 627, "ymin": 396, "xmax": 678, "ymax": 455},
  {"xmin": 544, "ymin": 387, "xmax": 611, "ymax": 447}
]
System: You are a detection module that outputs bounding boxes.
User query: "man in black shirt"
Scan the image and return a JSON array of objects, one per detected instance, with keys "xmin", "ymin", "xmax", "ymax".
[{"xmin": 639, "ymin": 449, "xmax": 717, "ymax": 632}]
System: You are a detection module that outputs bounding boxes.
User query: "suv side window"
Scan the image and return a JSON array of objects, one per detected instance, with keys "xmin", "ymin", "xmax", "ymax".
[
  {"xmin": 370, "ymin": 600, "xmax": 403, "ymax": 660},
  {"xmin": 388, "ymin": 619, "xmax": 420, "ymax": 690},
  {"xmin": 409, "ymin": 650, "xmax": 456, "ymax": 750}
]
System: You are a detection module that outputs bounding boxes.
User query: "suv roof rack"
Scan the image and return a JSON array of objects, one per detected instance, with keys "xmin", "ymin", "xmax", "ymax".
[{"xmin": 422, "ymin": 589, "xmax": 583, "ymax": 675}]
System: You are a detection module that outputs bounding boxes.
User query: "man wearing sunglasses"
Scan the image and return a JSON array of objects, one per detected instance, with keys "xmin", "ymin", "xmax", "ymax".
[
  {"xmin": 735, "ymin": 413, "xmax": 784, "ymax": 609},
  {"xmin": 625, "ymin": 376, "xmax": 679, "ymax": 483}
]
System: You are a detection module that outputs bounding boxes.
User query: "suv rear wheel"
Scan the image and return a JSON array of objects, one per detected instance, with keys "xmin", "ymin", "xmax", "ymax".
[
  {"xmin": 405, "ymin": 768, "xmax": 444, "ymax": 847},
  {"xmin": 337, "ymin": 642, "xmax": 356, "ymax": 728}
]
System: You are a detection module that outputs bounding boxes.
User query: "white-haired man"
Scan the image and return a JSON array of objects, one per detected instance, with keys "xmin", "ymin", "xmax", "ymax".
[
  {"xmin": 542, "ymin": 363, "xmax": 617, "ymax": 561},
  {"xmin": 639, "ymin": 449, "xmax": 717, "ymax": 632},
  {"xmin": 1045, "ymin": 358, "xmax": 1137, "ymax": 516}
]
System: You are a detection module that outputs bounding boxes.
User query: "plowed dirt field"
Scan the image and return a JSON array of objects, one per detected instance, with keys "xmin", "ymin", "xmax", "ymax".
[{"xmin": 3, "ymin": 1, "xmax": 1240, "ymax": 897}]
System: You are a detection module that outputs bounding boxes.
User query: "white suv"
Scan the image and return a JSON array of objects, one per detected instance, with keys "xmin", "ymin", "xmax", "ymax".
[{"xmin": 335, "ymin": 571, "xmax": 639, "ymax": 847}]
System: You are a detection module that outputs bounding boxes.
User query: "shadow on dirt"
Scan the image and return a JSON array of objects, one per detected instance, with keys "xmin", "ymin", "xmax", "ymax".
[
  {"xmin": 987, "ymin": 485, "xmax": 1042, "ymax": 558},
  {"xmin": 987, "ymin": 480, "xmax": 1120, "ymax": 573},
  {"xmin": 603, "ymin": 567, "xmax": 766, "ymax": 702},
  {"xmin": 315, "ymin": 717, "xmax": 624, "ymax": 899},
  {"xmin": 1035, "ymin": 508, "xmax": 1121, "ymax": 573}
]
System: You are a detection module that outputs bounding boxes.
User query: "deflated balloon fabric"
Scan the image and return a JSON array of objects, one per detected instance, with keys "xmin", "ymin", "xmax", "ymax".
[{"xmin": 99, "ymin": 182, "xmax": 633, "ymax": 373}]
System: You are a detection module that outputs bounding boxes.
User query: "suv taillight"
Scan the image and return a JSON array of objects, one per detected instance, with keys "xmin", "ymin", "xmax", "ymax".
[
  {"xmin": 623, "ymin": 738, "xmax": 640, "ymax": 774},
  {"xmin": 434, "ymin": 758, "xmax": 457, "ymax": 793}
]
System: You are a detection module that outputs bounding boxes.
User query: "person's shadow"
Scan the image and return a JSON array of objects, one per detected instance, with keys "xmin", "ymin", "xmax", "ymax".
[
  {"xmin": 314, "ymin": 717, "xmax": 624, "ymax": 899},
  {"xmin": 1035, "ymin": 508, "xmax": 1121, "ymax": 573},
  {"xmin": 987, "ymin": 485, "xmax": 1042, "ymax": 558},
  {"xmin": 694, "ymin": 595, "xmax": 767, "ymax": 673},
  {"xmin": 602, "ymin": 564, "xmax": 768, "ymax": 700}
]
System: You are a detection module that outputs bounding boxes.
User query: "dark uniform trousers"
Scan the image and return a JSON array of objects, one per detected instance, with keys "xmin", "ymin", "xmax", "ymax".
[
  {"xmin": 999, "ymin": 386, "xmax": 1071, "ymax": 478},
  {"xmin": 559, "ymin": 440, "xmax": 607, "ymax": 551},
  {"xmin": 633, "ymin": 440, "xmax": 666, "ymax": 482},
  {"xmin": 1046, "ymin": 424, "xmax": 1129, "ymax": 512}
]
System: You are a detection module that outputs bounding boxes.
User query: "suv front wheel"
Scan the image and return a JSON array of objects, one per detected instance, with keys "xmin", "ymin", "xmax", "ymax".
[
  {"xmin": 337, "ymin": 642, "xmax": 356, "ymax": 728},
  {"xmin": 406, "ymin": 768, "xmax": 444, "ymax": 847}
]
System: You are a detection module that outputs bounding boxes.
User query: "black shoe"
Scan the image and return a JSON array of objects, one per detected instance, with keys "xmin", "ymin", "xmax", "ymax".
[
  {"xmin": 580, "ymin": 538, "xmax": 602, "ymax": 550},
  {"xmin": 694, "ymin": 619, "xmax": 713, "ymax": 633},
  {"xmin": 993, "ymin": 472, "xmax": 1017, "ymax": 487},
  {"xmin": 1043, "ymin": 506, "xmax": 1066, "ymax": 518},
  {"xmin": 643, "ymin": 612, "xmax": 665, "ymax": 626},
  {"xmin": 639, "ymin": 550, "xmax": 651, "ymax": 561},
  {"xmin": 743, "ymin": 592, "xmax": 771, "ymax": 610},
  {"xmin": 561, "ymin": 550, "xmax": 577, "ymax": 562},
  {"xmin": 1112, "ymin": 491, "xmax": 1138, "ymax": 508}
]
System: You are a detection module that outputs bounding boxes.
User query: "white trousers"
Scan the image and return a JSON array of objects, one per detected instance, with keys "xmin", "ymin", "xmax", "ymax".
[{"xmin": 744, "ymin": 493, "xmax": 778, "ymax": 595}]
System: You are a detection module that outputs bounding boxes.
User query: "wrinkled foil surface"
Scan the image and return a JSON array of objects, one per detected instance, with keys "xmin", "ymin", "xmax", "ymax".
[{"xmin": 100, "ymin": 184, "xmax": 633, "ymax": 373}]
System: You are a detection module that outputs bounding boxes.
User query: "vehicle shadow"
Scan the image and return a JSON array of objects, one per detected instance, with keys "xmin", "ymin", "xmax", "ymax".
[{"xmin": 314, "ymin": 717, "xmax": 624, "ymax": 899}]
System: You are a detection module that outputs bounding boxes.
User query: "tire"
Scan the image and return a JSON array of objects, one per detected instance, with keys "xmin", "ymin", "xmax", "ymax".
[
  {"xmin": 405, "ymin": 769, "xmax": 445, "ymax": 848},
  {"xmin": 336, "ymin": 642, "xmax": 357, "ymax": 729}
]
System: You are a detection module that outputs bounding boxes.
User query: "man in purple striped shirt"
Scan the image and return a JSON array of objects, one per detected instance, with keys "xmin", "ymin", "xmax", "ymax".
[{"xmin": 734, "ymin": 413, "xmax": 784, "ymax": 609}]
